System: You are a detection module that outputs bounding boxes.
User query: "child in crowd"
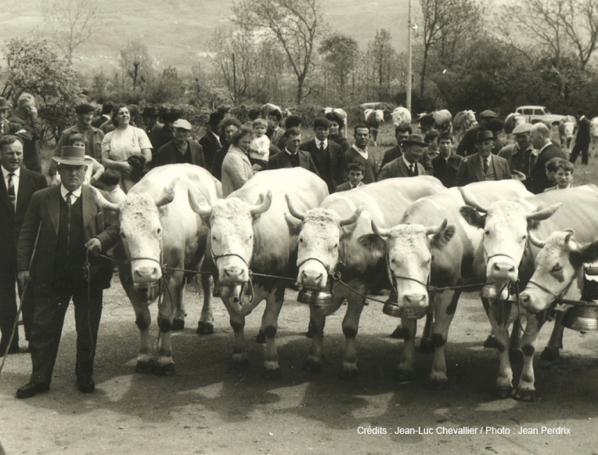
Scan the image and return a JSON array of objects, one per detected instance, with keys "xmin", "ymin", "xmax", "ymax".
[
  {"xmin": 336, "ymin": 161, "xmax": 365, "ymax": 192},
  {"xmin": 544, "ymin": 159, "xmax": 574, "ymax": 191},
  {"xmin": 249, "ymin": 118, "xmax": 270, "ymax": 172}
]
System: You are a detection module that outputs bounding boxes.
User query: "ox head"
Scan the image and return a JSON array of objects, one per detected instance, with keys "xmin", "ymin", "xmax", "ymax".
[
  {"xmin": 519, "ymin": 231, "xmax": 598, "ymax": 313},
  {"xmin": 392, "ymin": 107, "xmax": 412, "ymax": 127},
  {"xmin": 362, "ymin": 219, "xmax": 452, "ymax": 312},
  {"xmin": 287, "ymin": 195, "xmax": 362, "ymax": 291},
  {"xmin": 189, "ymin": 190, "xmax": 272, "ymax": 285},
  {"xmin": 459, "ymin": 188, "xmax": 561, "ymax": 291}
]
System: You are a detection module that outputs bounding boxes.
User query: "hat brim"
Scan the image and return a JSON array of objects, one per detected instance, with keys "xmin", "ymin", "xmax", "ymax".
[
  {"xmin": 403, "ymin": 140, "xmax": 428, "ymax": 147},
  {"xmin": 53, "ymin": 156, "xmax": 88, "ymax": 166}
]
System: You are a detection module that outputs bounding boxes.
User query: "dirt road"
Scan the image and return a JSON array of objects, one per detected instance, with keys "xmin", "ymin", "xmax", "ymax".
[{"xmin": 2, "ymin": 281, "xmax": 598, "ymax": 454}]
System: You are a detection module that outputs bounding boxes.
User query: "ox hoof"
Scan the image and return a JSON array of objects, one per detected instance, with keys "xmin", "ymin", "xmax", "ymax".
[
  {"xmin": 339, "ymin": 369, "xmax": 359, "ymax": 380},
  {"xmin": 134, "ymin": 359, "xmax": 155, "ymax": 374},
  {"xmin": 483, "ymin": 335, "xmax": 500, "ymax": 349},
  {"xmin": 172, "ymin": 318, "xmax": 185, "ymax": 331},
  {"xmin": 393, "ymin": 369, "xmax": 413, "ymax": 383},
  {"xmin": 196, "ymin": 321, "xmax": 214, "ymax": 335},
  {"xmin": 302, "ymin": 359, "xmax": 322, "ymax": 373},
  {"xmin": 153, "ymin": 363, "xmax": 176, "ymax": 377},
  {"xmin": 540, "ymin": 347, "xmax": 561, "ymax": 362},
  {"xmin": 513, "ymin": 388, "xmax": 536, "ymax": 402},
  {"xmin": 262, "ymin": 368, "xmax": 282, "ymax": 380},
  {"xmin": 255, "ymin": 329, "xmax": 266, "ymax": 344},
  {"xmin": 390, "ymin": 326, "xmax": 409, "ymax": 339},
  {"xmin": 419, "ymin": 338, "xmax": 435, "ymax": 354},
  {"xmin": 428, "ymin": 378, "xmax": 448, "ymax": 390},
  {"xmin": 232, "ymin": 358, "xmax": 249, "ymax": 370},
  {"xmin": 494, "ymin": 386, "xmax": 513, "ymax": 399}
]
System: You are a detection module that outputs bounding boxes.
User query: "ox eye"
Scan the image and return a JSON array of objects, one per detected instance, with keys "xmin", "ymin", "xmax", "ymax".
[
  {"xmin": 157, "ymin": 228, "xmax": 162, "ymax": 235},
  {"xmin": 299, "ymin": 237, "xmax": 303, "ymax": 243},
  {"xmin": 120, "ymin": 232, "xmax": 126, "ymax": 239},
  {"xmin": 521, "ymin": 234, "xmax": 527, "ymax": 241},
  {"xmin": 552, "ymin": 264, "xmax": 562, "ymax": 273},
  {"xmin": 484, "ymin": 230, "xmax": 490, "ymax": 236}
]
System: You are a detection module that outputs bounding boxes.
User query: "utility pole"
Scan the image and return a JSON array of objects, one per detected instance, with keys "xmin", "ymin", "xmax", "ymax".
[{"xmin": 406, "ymin": 0, "xmax": 412, "ymax": 112}]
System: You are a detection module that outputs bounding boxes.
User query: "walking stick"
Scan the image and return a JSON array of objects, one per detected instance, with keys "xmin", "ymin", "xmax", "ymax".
[{"xmin": 0, "ymin": 224, "xmax": 41, "ymax": 376}]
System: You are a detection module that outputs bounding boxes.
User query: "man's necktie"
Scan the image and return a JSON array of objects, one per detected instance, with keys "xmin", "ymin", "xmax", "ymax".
[
  {"xmin": 530, "ymin": 154, "xmax": 537, "ymax": 172},
  {"xmin": 483, "ymin": 158, "xmax": 489, "ymax": 174},
  {"xmin": 319, "ymin": 142, "xmax": 325, "ymax": 153},
  {"xmin": 7, "ymin": 173, "xmax": 15, "ymax": 212},
  {"xmin": 410, "ymin": 163, "xmax": 415, "ymax": 176},
  {"xmin": 66, "ymin": 191, "xmax": 73, "ymax": 206}
]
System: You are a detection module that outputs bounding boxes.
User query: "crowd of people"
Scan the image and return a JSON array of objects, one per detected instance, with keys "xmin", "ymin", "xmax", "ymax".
[{"xmin": 0, "ymin": 97, "xmax": 589, "ymax": 399}]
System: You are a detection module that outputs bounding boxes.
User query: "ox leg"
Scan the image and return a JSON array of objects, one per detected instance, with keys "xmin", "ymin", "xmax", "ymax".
[
  {"xmin": 419, "ymin": 312, "xmax": 435, "ymax": 353},
  {"xmin": 396, "ymin": 318, "xmax": 417, "ymax": 382},
  {"xmin": 154, "ymin": 273, "xmax": 182, "ymax": 376},
  {"xmin": 172, "ymin": 275, "xmax": 186, "ymax": 331},
  {"xmin": 540, "ymin": 311, "xmax": 565, "ymax": 361},
  {"xmin": 303, "ymin": 295, "xmax": 345, "ymax": 373},
  {"xmin": 261, "ymin": 286, "xmax": 285, "ymax": 379},
  {"xmin": 228, "ymin": 309, "xmax": 248, "ymax": 370},
  {"xmin": 197, "ymin": 264, "xmax": 214, "ymax": 335},
  {"xmin": 339, "ymin": 285, "xmax": 367, "ymax": 379},
  {"xmin": 429, "ymin": 290, "xmax": 460, "ymax": 389},
  {"xmin": 514, "ymin": 312, "xmax": 547, "ymax": 401},
  {"xmin": 483, "ymin": 298, "xmax": 515, "ymax": 397}
]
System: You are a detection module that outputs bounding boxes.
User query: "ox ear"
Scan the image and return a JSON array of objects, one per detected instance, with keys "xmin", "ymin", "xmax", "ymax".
[
  {"xmin": 156, "ymin": 183, "xmax": 176, "ymax": 207},
  {"xmin": 358, "ymin": 234, "xmax": 388, "ymax": 260},
  {"xmin": 459, "ymin": 206, "xmax": 486, "ymax": 229},
  {"xmin": 430, "ymin": 224, "xmax": 456, "ymax": 251}
]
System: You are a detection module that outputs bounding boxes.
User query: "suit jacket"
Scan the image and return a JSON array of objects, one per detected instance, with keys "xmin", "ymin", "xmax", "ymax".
[
  {"xmin": 381, "ymin": 145, "xmax": 402, "ymax": 168},
  {"xmin": 300, "ymin": 139, "xmax": 343, "ymax": 192},
  {"xmin": 91, "ymin": 115, "xmax": 111, "ymax": 128},
  {"xmin": 329, "ymin": 135, "xmax": 351, "ymax": 153},
  {"xmin": 432, "ymin": 154, "xmax": 463, "ymax": 187},
  {"xmin": 268, "ymin": 149, "xmax": 319, "ymax": 175},
  {"xmin": 17, "ymin": 185, "xmax": 120, "ymax": 290},
  {"xmin": 199, "ymin": 131, "xmax": 221, "ymax": 170},
  {"xmin": 378, "ymin": 157, "xmax": 426, "ymax": 181},
  {"xmin": 149, "ymin": 124, "xmax": 174, "ymax": 152},
  {"xmin": 339, "ymin": 147, "xmax": 378, "ymax": 184},
  {"xmin": 576, "ymin": 116, "xmax": 591, "ymax": 145},
  {"xmin": 455, "ymin": 153, "xmax": 511, "ymax": 186},
  {"xmin": 269, "ymin": 127, "xmax": 285, "ymax": 147},
  {"xmin": 335, "ymin": 181, "xmax": 366, "ymax": 192},
  {"xmin": 0, "ymin": 168, "xmax": 47, "ymax": 276},
  {"xmin": 498, "ymin": 143, "xmax": 532, "ymax": 177},
  {"xmin": 151, "ymin": 140, "xmax": 206, "ymax": 169},
  {"xmin": 526, "ymin": 143, "xmax": 566, "ymax": 194}
]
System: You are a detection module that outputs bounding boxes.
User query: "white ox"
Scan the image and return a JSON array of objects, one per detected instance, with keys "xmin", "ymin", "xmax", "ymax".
[
  {"xmin": 591, "ymin": 117, "xmax": 598, "ymax": 157},
  {"xmin": 189, "ymin": 168, "xmax": 328, "ymax": 378},
  {"xmin": 364, "ymin": 109, "xmax": 385, "ymax": 146},
  {"xmin": 391, "ymin": 107, "xmax": 412, "ymax": 127},
  {"xmin": 363, "ymin": 181, "xmax": 531, "ymax": 387},
  {"xmin": 287, "ymin": 176, "xmax": 445, "ymax": 377},
  {"xmin": 95, "ymin": 164, "xmax": 221, "ymax": 375},
  {"xmin": 459, "ymin": 185, "xmax": 598, "ymax": 400}
]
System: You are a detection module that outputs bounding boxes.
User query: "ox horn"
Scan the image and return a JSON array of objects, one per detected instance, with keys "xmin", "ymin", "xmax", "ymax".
[
  {"xmin": 187, "ymin": 188, "xmax": 212, "ymax": 217},
  {"xmin": 526, "ymin": 203, "xmax": 562, "ymax": 221},
  {"xmin": 564, "ymin": 231, "xmax": 579, "ymax": 252},
  {"xmin": 90, "ymin": 186, "xmax": 120, "ymax": 212},
  {"xmin": 339, "ymin": 205, "xmax": 363, "ymax": 226},
  {"xmin": 371, "ymin": 220, "xmax": 391, "ymax": 238},
  {"xmin": 285, "ymin": 194, "xmax": 306, "ymax": 220},
  {"xmin": 156, "ymin": 182, "xmax": 176, "ymax": 207},
  {"xmin": 459, "ymin": 187, "xmax": 488, "ymax": 213},
  {"xmin": 250, "ymin": 190, "xmax": 273, "ymax": 216},
  {"xmin": 425, "ymin": 218, "xmax": 448, "ymax": 236},
  {"xmin": 527, "ymin": 230, "xmax": 546, "ymax": 248}
]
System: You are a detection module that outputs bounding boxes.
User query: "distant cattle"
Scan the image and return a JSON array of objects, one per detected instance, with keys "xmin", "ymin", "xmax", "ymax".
[
  {"xmin": 391, "ymin": 107, "xmax": 412, "ymax": 127},
  {"xmin": 453, "ymin": 110, "xmax": 477, "ymax": 144},
  {"xmin": 418, "ymin": 110, "xmax": 452, "ymax": 133},
  {"xmin": 364, "ymin": 109, "xmax": 384, "ymax": 146},
  {"xmin": 504, "ymin": 113, "xmax": 526, "ymax": 134}
]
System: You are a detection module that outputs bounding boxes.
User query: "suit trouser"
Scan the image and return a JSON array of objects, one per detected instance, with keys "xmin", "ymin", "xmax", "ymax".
[
  {"xmin": 570, "ymin": 142, "xmax": 589, "ymax": 165},
  {"xmin": 29, "ymin": 280, "xmax": 103, "ymax": 384},
  {"xmin": 0, "ymin": 270, "xmax": 19, "ymax": 355}
]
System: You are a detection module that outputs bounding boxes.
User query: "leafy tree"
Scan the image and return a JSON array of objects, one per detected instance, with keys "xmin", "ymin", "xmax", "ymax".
[
  {"xmin": 233, "ymin": 0, "xmax": 324, "ymax": 104},
  {"xmin": 319, "ymin": 33, "xmax": 358, "ymax": 100}
]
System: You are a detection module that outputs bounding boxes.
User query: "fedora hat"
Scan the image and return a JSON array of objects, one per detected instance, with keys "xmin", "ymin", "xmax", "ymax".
[
  {"xmin": 52, "ymin": 146, "xmax": 88, "ymax": 166},
  {"xmin": 476, "ymin": 130, "xmax": 495, "ymax": 142},
  {"xmin": 402, "ymin": 133, "xmax": 428, "ymax": 147}
]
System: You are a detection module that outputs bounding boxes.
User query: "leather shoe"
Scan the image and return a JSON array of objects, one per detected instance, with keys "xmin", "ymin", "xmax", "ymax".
[
  {"xmin": 16, "ymin": 382, "xmax": 50, "ymax": 399},
  {"xmin": 77, "ymin": 377, "xmax": 95, "ymax": 394}
]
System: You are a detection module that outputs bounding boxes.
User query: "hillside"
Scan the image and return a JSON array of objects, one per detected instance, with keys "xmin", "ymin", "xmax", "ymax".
[{"xmin": 0, "ymin": 0, "xmax": 409, "ymax": 75}]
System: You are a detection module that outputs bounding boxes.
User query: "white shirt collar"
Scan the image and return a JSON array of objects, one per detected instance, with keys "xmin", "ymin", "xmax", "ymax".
[
  {"xmin": 402, "ymin": 155, "xmax": 416, "ymax": 168},
  {"xmin": 2, "ymin": 166, "xmax": 20, "ymax": 179},
  {"xmin": 285, "ymin": 148, "xmax": 298, "ymax": 156},
  {"xmin": 60, "ymin": 184, "xmax": 82, "ymax": 202},
  {"xmin": 315, "ymin": 138, "xmax": 327, "ymax": 148}
]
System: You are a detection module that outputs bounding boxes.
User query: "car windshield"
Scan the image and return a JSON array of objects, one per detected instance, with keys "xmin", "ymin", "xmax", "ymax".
[{"xmin": 544, "ymin": 108, "xmax": 551, "ymax": 114}]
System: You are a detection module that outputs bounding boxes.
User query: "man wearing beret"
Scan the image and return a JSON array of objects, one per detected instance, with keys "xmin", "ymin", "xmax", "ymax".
[
  {"xmin": 15, "ymin": 146, "xmax": 119, "ymax": 398},
  {"xmin": 456, "ymin": 110, "xmax": 499, "ymax": 157},
  {"xmin": 151, "ymin": 119, "xmax": 206, "ymax": 169},
  {"xmin": 455, "ymin": 130, "xmax": 511, "ymax": 186},
  {"xmin": 498, "ymin": 123, "xmax": 533, "ymax": 181}
]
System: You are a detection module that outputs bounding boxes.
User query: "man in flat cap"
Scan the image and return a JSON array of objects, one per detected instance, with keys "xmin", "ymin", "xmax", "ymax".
[
  {"xmin": 378, "ymin": 133, "xmax": 428, "ymax": 180},
  {"xmin": 8, "ymin": 93, "xmax": 43, "ymax": 173},
  {"xmin": 498, "ymin": 123, "xmax": 533, "ymax": 181},
  {"xmin": 456, "ymin": 110, "xmax": 499, "ymax": 157},
  {"xmin": 16, "ymin": 146, "xmax": 119, "ymax": 398},
  {"xmin": 151, "ymin": 119, "xmax": 206, "ymax": 169},
  {"xmin": 455, "ymin": 130, "xmax": 511, "ymax": 186}
]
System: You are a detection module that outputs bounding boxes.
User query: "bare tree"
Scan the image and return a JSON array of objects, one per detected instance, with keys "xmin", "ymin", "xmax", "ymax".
[
  {"xmin": 119, "ymin": 40, "xmax": 154, "ymax": 90},
  {"xmin": 42, "ymin": 0, "xmax": 103, "ymax": 60},
  {"xmin": 233, "ymin": 0, "xmax": 324, "ymax": 104},
  {"xmin": 501, "ymin": 0, "xmax": 598, "ymax": 70}
]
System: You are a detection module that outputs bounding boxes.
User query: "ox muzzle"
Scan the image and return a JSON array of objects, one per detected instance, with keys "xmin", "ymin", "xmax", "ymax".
[
  {"xmin": 384, "ymin": 274, "xmax": 430, "ymax": 319},
  {"xmin": 297, "ymin": 257, "xmax": 331, "ymax": 291}
]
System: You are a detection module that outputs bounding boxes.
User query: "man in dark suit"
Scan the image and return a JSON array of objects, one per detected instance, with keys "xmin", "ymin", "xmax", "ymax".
[
  {"xmin": 15, "ymin": 146, "xmax": 119, "ymax": 398},
  {"xmin": 527, "ymin": 122, "xmax": 567, "ymax": 194},
  {"xmin": 199, "ymin": 112, "xmax": 224, "ymax": 171},
  {"xmin": 92, "ymin": 103, "xmax": 113, "ymax": 128},
  {"xmin": 8, "ymin": 93, "xmax": 43, "ymax": 173},
  {"xmin": 570, "ymin": 111, "xmax": 591, "ymax": 165},
  {"xmin": 150, "ymin": 109, "xmax": 179, "ymax": 152},
  {"xmin": 268, "ymin": 127, "xmax": 318, "ymax": 174},
  {"xmin": 378, "ymin": 134, "xmax": 428, "ymax": 180},
  {"xmin": 456, "ymin": 110, "xmax": 499, "ymax": 157},
  {"xmin": 455, "ymin": 130, "xmax": 511, "ymax": 186},
  {"xmin": 432, "ymin": 132, "xmax": 463, "ymax": 187},
  {"xmin": 151, "ymin": 119, "xmax": 206, "ymax": 169},
  {"xmin": 0, "ymin": 136, "xmax": 46, "ymax": 356},
  {"xmin": 380, "ymin": 124, "xmax": 411, "ymax": 168},
  {"xmin": 300, "ymin": 117, "xmax": 343, "ymax": 192}
]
